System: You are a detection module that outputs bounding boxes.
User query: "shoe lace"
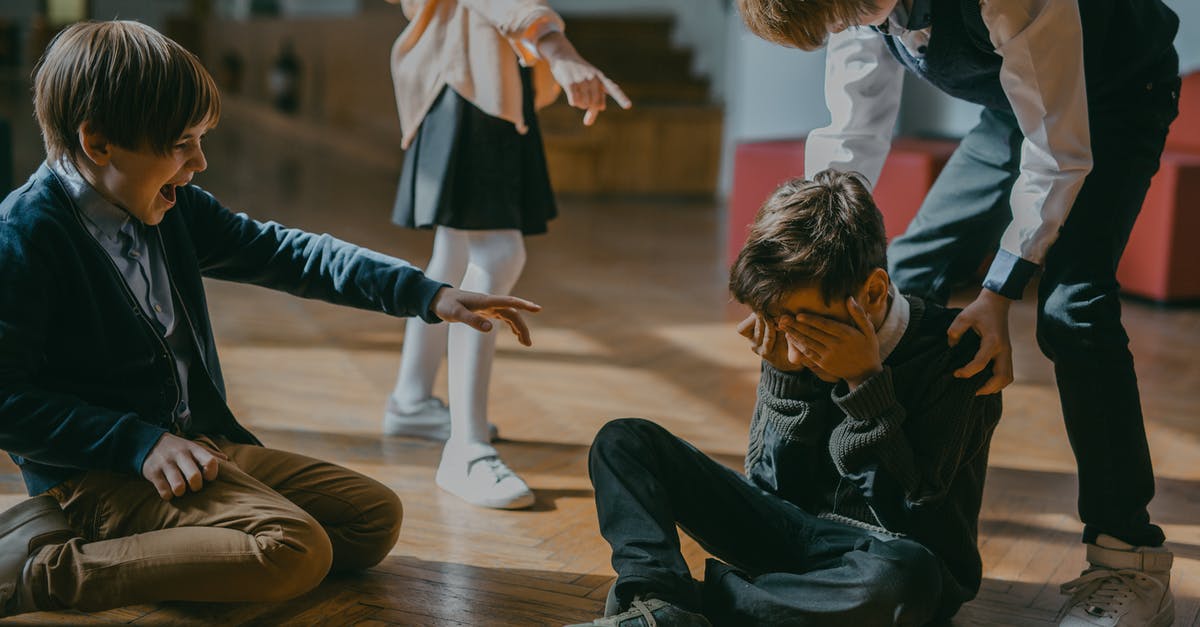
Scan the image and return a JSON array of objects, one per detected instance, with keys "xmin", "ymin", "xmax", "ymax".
[
  {"xmin": 470, "ymin": 456, "xmax": 516, "ymax": 484},
  {"xmin": 1059, "ymin": 567, "xmax": 1166, "ymax": 620},
  {"xmin": 609, "ymin": 597, "xmax": 662, "ymax": 627}
]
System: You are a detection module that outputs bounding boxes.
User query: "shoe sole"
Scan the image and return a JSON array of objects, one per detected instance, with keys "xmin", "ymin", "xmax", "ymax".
[
  {"xmin": 1150, "ymin": 595, "xmax": 1175, "ymax": 627},
  {"xmin": 434, "ymin": 473, "xmax": 535, "ymax": 510}
]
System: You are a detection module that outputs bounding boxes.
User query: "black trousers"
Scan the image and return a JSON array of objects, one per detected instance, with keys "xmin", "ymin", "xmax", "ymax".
[
  {"xmin": 888, "ymin": 74, "xmax": 1181, "ymax": 548},
  {"xmin": 588, "ymin": 418, "xmax": 954, "ymax": 626}
]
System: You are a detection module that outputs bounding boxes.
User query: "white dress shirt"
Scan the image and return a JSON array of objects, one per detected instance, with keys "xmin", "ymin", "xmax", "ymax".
[{"xmin": 805, "ymin": 0, "xmax": 1092, "ymax": 297}]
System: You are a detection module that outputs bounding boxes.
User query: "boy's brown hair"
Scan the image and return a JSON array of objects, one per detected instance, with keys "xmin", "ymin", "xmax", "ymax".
[
  {"xmin": 33, "ymin": 20, "xmax": 220, "ymax": 162},
  {"xmin": 730, "ymin": 170, "xmax": 886, "ymax": 312},
  {"xmin": 736, "ymin": 0, "xmax": 880, "ymax": 50}
]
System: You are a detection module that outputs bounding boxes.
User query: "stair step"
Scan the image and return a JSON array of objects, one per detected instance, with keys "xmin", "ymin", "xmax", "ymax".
[
  {"xmin": 615, "ymin": 81, "xmax": 711, "ymax": 105},
  {"xmin": 577, "ymin": 49, "xmax": 695, "ymax": 82},
  {"xmin": 564, "ymin": 16, "xmax": 675, "ymax": 45}
]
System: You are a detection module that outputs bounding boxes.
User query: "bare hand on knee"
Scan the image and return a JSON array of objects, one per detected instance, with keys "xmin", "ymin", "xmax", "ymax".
[
  {"xmin": 141, "ymin": 434, "xmax": 228, "ymax": 500},
  {"xmin": 430, "ymin": 287, "xmax": 542, "ymax": 346}
]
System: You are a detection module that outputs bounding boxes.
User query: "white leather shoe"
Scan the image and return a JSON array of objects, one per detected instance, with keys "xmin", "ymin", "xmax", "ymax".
[
  {"xmin": 436, "ymin": 442, "xmax": 534, "ymax": 510},
  {"xmin": 1058, "ymin": 535, "xmax": 1174, "ymax": 627}
]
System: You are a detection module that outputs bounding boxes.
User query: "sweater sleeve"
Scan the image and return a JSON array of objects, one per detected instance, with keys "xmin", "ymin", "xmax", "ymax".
[
  {"xmin": 827, "ymin": 364, "xmax": 1002, "ymax": 529},
  {"xmin": 182, "ymin": 187, "xmax": 449, "ymax": 324},
  {"xmin": 745, "ymin": 363, "xmax": 836, "ymax": 503}
]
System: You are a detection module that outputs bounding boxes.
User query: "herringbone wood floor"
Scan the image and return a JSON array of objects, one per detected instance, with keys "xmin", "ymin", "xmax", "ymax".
[{"xmin": 1, "ymin": 97, "xmax": 1198, "ymax": 626}]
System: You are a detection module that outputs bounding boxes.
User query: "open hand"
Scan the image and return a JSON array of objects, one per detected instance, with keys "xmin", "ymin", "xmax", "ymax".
[
  {"xmin": 538, "ymin": 32, "xmax": 632, "ymax": 126},
  {"xmin": 431, "ymin": 287, "xmax": 542, "ymax": 346},
  {"xmin": 947, "ymin": 289, "xmax": 1013, "ymax": 395},
  {"xmin": 780, "ymin": 298, "xmax": 882, "ymax": 389},
  {"xmin": 141, "ymin": 433, "xmax": 228, "ymax": 500}
]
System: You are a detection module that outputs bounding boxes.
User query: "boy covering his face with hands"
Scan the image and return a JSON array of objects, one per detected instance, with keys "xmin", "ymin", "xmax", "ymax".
[{"xmin": 572, "ymin": 170, "xmax": 1002, "ymax": 626}]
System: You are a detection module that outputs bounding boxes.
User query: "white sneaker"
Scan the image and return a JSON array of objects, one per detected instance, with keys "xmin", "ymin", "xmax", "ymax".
[
  {"xmin": 435, "ymin": 442, "xmax": 534, "ymax": 510},
  {"xmin": 382, "ymin": 397, "xmax": 498, "ymax": 442},
  {"xmin": 1058, "ymin": 535, "xmax": 1174, "ymax": 627}
]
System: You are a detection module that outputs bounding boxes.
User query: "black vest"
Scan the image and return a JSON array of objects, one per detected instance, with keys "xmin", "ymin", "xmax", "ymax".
[{"xmin": 878, "ymin": 0, "xmax": 1180, "ymax": 111}]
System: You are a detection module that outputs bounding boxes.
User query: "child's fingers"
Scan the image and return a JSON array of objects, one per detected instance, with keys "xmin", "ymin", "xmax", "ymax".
[
  {"xmin": 782, "ymin": 324, "xmax": 829, "ymax": 354},
  {"xmin": 848, "ymin": 297, "xmax": 875, "ymax": 338},
  {"xmin": 786, "ymin": 333, "xmax": 805, "ymax": 364},
  {"xmin": 603, "ymin": 76, "xmax": 632, "ymax": 109},
  {"xmin": 199, "ymin": 451, "xmax": 222, "ymax": 481},
  {"xmin": 785, "ymin": 333, "xmax": 825, "ymax": 369},
  {"xmin": 736, "ymin": 314, "xmax": 757, "ymax": 339},
  {"xmin": 496, "ymin": 309, "xmax": 533, "ymax": 346},
  {"xmin": 763, "ymin": 321, "xmax": 776, "ymax": 355},
  {"xmin": 176, "ymin": 455, "xmax": 204, "ymax": 493},
  {"xmin": 974, "ymin": 348, "xmax": 1014, "ymax": 395},
  {"xmin": 474, "ymin": 294, "xmax": 541, "ymax": 313},
  {"xmin": 588, "ymin": 77, "xmax": 605, "ymax": 109},
  {"xmin": 583, "ymin": 108, "xmax": 599, "ymax": 126},
  {"xmin": 449, "ymin": 307, "xmax": 494, "ymax": 334},
  {"xmin": 791, "ymin": 313, "xmax": 845, "ymax": 339},
  {"xmin": 788, "ymin": 318, "xmax": 839, "ymax": 345},
  {"xmin": 953, "ymin": 340, "xmax": 997, "ymax": 379},
  {"xmin": 148, "ymin": 473, "xmax": 173, "ymax": 501},
  {"xmin": 946, "ymin": 314, "xmax": 972, "ymax": 347},
  {"xmin": 162, "ymin": 465, "xmax": 187, "ymax": 498}
]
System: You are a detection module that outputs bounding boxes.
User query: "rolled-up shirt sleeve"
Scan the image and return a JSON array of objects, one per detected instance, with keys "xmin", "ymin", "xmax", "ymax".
[
  {"xmin": 805, "ymin": 27, "xmax": 906, "ymax": 188},
  {"xmin": 981, "ymin": 0, "xmax": 1092, "ymax": 299}
]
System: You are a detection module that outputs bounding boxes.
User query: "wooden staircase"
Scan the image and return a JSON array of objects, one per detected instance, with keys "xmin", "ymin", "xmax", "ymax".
[{"xmin": 539, "ymin": 16, "xmax": 723, "ymax": 197}]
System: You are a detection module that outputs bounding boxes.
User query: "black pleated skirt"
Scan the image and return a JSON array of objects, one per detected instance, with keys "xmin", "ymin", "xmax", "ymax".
[{"xmin": 391, "ymin": 67, "xmax": 557, "ymax": 235}]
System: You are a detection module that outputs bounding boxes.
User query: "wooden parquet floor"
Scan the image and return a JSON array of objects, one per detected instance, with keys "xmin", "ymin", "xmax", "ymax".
[{"xmin": 0, "ymin": 98, "xmax": 1198, "ymax": 626}]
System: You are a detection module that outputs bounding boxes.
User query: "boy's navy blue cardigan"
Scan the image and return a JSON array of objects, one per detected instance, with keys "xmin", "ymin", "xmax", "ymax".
[{"xmin": 0, "ymin": 164, "xmax": 447, "ymax": 495}]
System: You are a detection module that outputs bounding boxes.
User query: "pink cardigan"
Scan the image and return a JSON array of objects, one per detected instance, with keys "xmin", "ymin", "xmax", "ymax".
[{"xmin": 391, "ymin": 0, "xmax": 564, "ymax": 149}]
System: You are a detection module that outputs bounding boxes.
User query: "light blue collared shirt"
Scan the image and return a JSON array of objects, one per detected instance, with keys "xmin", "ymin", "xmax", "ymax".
[{"xmin": 51, "ymin": 158, "xmax": 195, "ymax": 431}]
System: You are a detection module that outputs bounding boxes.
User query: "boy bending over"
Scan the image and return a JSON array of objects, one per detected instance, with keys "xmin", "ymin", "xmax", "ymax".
[
  {"xmin": 572, "ymin": 170, "xmax": 1002, "ymax": 626},
  {"xmin": 0, "ymin": 21, "xmax": 539, "ymax": 616}
]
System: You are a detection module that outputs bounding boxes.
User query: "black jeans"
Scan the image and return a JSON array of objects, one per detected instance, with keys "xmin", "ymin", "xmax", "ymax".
[
  {"xmin": 588, "ymin": 418, "xmax": 953, "ymax": 626},
  {"xmin": 888, "ymin": 76, "xmax": 1181, "ymax": 548}
]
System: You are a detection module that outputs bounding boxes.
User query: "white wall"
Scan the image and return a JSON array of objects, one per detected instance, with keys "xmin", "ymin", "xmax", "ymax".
[{"xmin": 1168, "ymin": 0, "xmax": 1200, "ymax": 73}]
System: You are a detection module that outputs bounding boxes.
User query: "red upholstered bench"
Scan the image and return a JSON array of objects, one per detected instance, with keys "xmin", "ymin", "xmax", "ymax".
[
  {"xmin": 1116, "ymin": 72, "xmax": 1200, "ymax": 303},
  {"xmin": 727, "ymin": 137, "xmax": 957, "ymax": 267}
]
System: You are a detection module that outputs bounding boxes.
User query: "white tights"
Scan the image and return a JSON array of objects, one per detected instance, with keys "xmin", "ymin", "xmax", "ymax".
[{"xmin": 391, "ymin": 226, "xmax": 527, "ymax": 446}]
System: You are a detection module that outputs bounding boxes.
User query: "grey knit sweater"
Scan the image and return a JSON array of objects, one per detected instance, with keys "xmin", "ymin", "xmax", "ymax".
[{"xmin": 744, "ymin": 295, "xmax": 1002, "ymax": 597}]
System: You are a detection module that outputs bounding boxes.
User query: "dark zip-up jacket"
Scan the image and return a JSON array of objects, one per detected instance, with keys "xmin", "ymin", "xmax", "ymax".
[{"xmin": 0, "ymin": 164, "xmax": 447, "ymax": 495}]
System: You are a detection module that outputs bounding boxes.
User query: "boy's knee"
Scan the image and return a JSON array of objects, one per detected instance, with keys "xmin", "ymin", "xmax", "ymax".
[
  {"xmin": 592, "ymin": 418, "xmax": 662, "ymax": 453},
  {"xmin": 333, "ymin": 483, "xmax": 403, "ymax": 572},
  {"xmin": 588, "ymin": 418, "xmax": 662, "ymax": 469},
  {"xmin": 861, "ymin": 541, "xmax": 943, "ymax": 618},
  {"xmin": 255, "ymin": 516, "xmax": 334, "ymax": 602}
]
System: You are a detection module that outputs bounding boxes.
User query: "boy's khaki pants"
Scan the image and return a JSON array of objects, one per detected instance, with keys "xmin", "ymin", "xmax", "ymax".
[{"xmin": 28, "ymin": 437, "xmax": 402, "ymax": 611}]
